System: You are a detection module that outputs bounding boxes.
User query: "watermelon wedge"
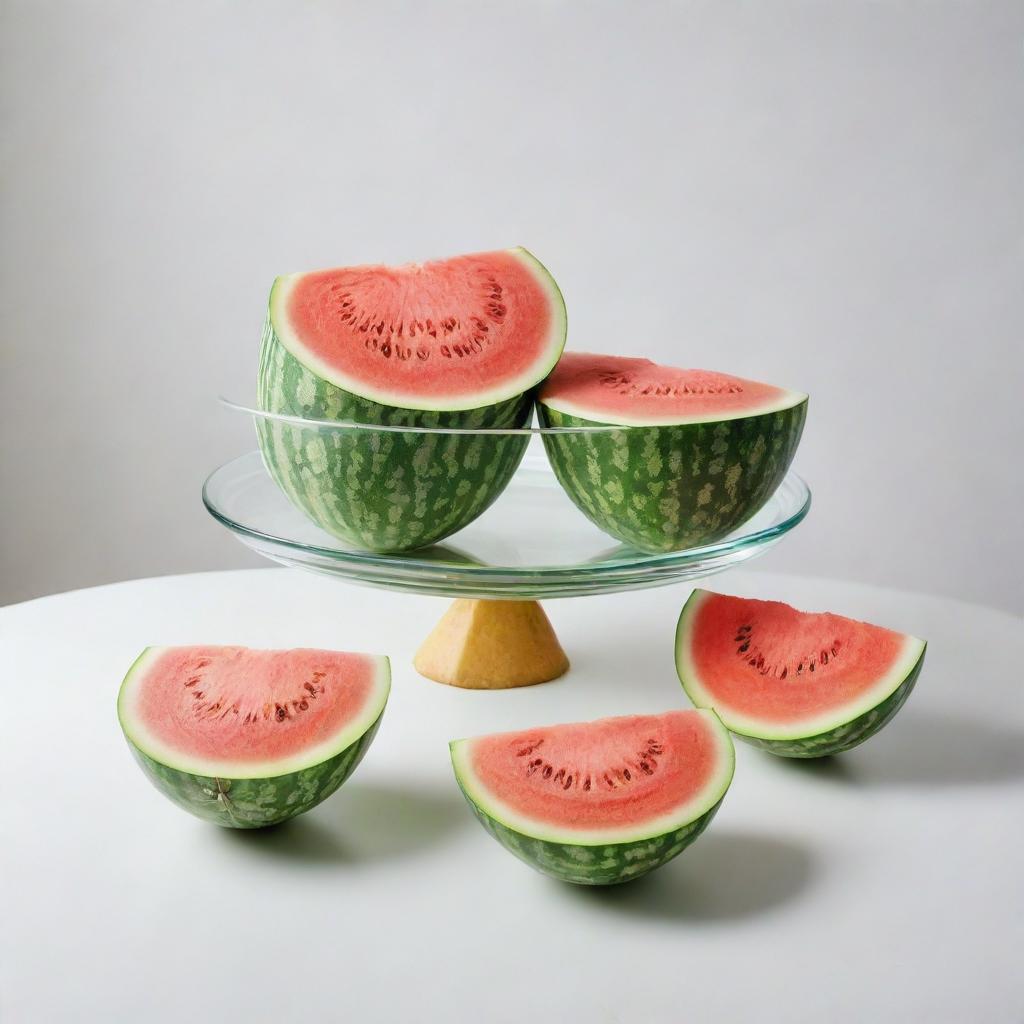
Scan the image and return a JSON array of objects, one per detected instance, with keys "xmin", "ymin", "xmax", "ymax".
[
  {"xmin": 450, "ymin": 710, "xmax": 734, "ymax": 884},
  {"xmin": 118, "ymin": 646, "xmax": 390, "ymax": 827},
  {"xmin": 537, "ymin": 352, "xmax": 807, "ymax": 552},
  {"xmin": 675, "ymin": 590, "xmax": 926, "ymax": 757},
  {"xmin": 257, "ymin": 248, "xmax": 567, "ymax": 552}
]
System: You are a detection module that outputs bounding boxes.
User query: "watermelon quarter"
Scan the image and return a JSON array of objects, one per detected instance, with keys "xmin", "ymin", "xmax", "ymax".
[
  {"xmin": 117, "ymin": 646, "xmax": 390, "ymax": 827},
  {"xmin": 450, "ymin": 710, "xmax": 735, "ymax": 885},
  {"xmin": 257, "ymin": 248, "xmax": 567, "ymax": 552},
  {"xmin": 675, "ymin": 590, "xmax": 926, "ymax": 757},
  {"xmin": 537, "ymin": 353, "xmax": 807, "ymax": 552}
]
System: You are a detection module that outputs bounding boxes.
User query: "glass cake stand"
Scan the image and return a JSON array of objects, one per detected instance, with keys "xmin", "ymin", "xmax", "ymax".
[{"xmin": 203, "ymin": 405, "xmax": 811, "ymax": 689}]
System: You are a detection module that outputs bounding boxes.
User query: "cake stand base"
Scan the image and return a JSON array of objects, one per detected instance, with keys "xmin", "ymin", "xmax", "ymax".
[{"xmin": 413, "ymin": 599, "xmax": 570, "ymax": 689}]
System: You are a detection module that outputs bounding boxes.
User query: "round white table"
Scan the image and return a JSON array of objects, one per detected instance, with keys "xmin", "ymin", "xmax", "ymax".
[{"xmin": 3, "ymin": 569, "xmax": 1021, "ymax": 1022}]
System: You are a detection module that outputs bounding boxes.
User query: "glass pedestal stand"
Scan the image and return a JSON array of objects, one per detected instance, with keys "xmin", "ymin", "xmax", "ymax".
[{"xmin": 204, "ymin": 434, "xmax": 810, "ymax": 689}]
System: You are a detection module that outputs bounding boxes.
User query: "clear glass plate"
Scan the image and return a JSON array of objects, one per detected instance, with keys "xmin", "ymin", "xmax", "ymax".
[{"xmin": 203, "ymin": 442, "xmax": 811, "ymax": 600}]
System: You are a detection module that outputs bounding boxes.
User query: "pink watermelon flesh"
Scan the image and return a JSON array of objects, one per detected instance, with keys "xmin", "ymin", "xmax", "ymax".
[
  {"xmin": 459, "ymin": 710, "xmax": 730, "ymax": 834},
  {"xmin": 270, "ymin": 248, "xmax": 565, "ymax": 409},
  {"xmin": 538, "ymin": 351, "xmax": 805, "ymax": 425},
  {"xmin": 121, "ymin": 646, "xmax": 388, "ymax": 772},
  {"xmin": 678, "ymin": 590, "xmax": 925, "ymax": 731}
]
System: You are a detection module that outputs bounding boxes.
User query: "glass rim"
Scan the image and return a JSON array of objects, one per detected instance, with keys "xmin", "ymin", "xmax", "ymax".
[
  {"xmin": 219, "ymin": 396, "xmax": 626, "ymax": 435},
  {"xmin": 202, "ymin": 451, "xmax": 812, "ymax": 579}
]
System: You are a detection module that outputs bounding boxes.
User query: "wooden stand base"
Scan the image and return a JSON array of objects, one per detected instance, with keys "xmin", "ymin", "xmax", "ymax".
[{"xmin": 413, "ymin": 599, "xmax": 570, "ymax": 689}]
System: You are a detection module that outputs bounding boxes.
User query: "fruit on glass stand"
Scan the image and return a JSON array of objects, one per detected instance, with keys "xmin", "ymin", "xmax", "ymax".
[
  {"xmin": 256, "ymin": 248, "xmax": 567, "ymax": 552},
  {"xmin": 537, "ymin": 352, "xmax": 807, "ymax": 552},
  {"xmin": 118, "ymin": 646, "xmax": 390, "ymax": 827},
  {"xmin": 450, "ymin": 709, "xmax": 734, "ymax": 884},
  {"xmin": 675, "ymin": 589, "xmax": 926, "ymax": 757}
]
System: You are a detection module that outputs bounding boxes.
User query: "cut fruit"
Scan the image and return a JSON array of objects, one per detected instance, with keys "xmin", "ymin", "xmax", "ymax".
[
  {"xmin": 270, "ymin": 248, "xmax": 566, "ymax": 412},
  {"xmin": 539, "ymin": 353, "xmax": 804, "ymax": 425},
  {"xmin": 537, "ymin": 352, "xmax": 807, "ymax": 552},
  {"xmin": 257, "ymin": 248, "xmax": 567, "ymax": 552},
  {"xmin": 118, "ymin": 646, "xmax": 390, "ymax": 827},
  {"xmin": 675, "ymin": 589, "xmax": 926, "ymax": 757},
  {"xmin": 414, "ymin": 599, "xmax": 569, "ymax": 689},
  {"xmin": 450, "ymin": 710, "xmax": 734, "ymax": 884}
]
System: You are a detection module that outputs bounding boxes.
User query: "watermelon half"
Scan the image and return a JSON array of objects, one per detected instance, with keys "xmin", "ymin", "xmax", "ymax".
[
  {"xmin": 257, "ymin": 248, "xmax": 567, "ymax": 552},
  {"xmin": 675, "ymin": 590, "xmax": 926, "ymax": 757},
  {"xmin": 118, "ymin": 646, "xmax": 390, "ymax": 827},
  {"xmin": 450, "ymin": 710, "xmax": 734, "ymax": 885},
  {"xmin": 537, "ymin": 352, "xmax": 807, "ymax": 552}
]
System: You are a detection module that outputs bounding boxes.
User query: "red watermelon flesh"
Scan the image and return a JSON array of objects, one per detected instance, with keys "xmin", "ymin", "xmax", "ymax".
[
  {"xmin": 538, "ymin": 352, "xmax": 805, "ymax": 426},
  {"xmin": 119, "ymin": 646, "xmax": 391, "ymax": 776},
  {"xmin": 676, "ymin": 590, "xmax": 926, "ymax": 739},
  {"xmin": 452, "ymin": 710, "xmax": 734, "ymax": 842},
  {"xmin": 269, "ymin": 248, "xmax": 566, "ymax": 410}
]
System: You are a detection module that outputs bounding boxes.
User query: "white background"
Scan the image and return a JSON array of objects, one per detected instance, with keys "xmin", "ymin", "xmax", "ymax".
[{"xmin": 2, "ymin": 0, "xmax": 1021, "ymax": 611}]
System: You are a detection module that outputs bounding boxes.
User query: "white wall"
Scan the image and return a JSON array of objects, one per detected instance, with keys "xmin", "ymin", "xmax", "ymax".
[{"xmin": 2, "ymin": 1, "xmax": 1021, "ymax": 612}]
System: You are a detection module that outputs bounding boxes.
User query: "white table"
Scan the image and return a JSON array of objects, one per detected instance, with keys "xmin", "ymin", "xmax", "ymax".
[{"xmin": 3, "ymin": 569, "xmax": 1021, "ymax": 1023}]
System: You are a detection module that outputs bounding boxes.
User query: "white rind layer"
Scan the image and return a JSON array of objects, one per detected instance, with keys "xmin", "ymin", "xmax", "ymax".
[
  {"xmin": 268, "ymin": 247, "xmax": 567, "ymax": 412},
  {"xmin": 117, "ymin": 648, "xmax": 391, "ymax": 779},
  {"xmin": 450, "ymin": 709, "xmax": 735, "ymax": 846},
  {"xmin": 675, "ymin": 589, "xmax": 926, "ymax": 740}
]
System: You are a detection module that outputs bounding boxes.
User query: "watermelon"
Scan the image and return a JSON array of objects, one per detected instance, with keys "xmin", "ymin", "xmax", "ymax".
[
  {"xmin": 537, "ymin": 353, "xmax": 807, "ymax": 552},
  {"xmin": 256, "ymin": 248, "xmax": 567, "ymax": 552},
  {"xmin": 675, "ymin": 590, "xmax": 927, "ymax": 757},
  {"xmin": 117, "ymin": 646, "xmax": 390, "ymax": 827},
  {"xmin": 450, "ymin": 710, "xmax": 735, "ymax": 885}
]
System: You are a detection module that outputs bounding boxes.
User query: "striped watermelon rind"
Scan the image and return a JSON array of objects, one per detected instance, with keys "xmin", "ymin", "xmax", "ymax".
[
  {"xmin": 675, "ymin": 591, "xmax": 927, "ymax": 758},
  {"xmin": 257, "ymin": 320, "xmax": 533, "ymax": 551},
  {"xmin": 449, "ymin": 711, "xmax": 735, "ymax": 885},
  {"xmin": 537, "ymin": 400, "xmax": 807, "ymax": 552},
  {"xmin": 724, "ymin": 664, "xmax": 922, "ymax": 757},
  {"xmin": 124, "ymin": 711, "xmax": 385, "ymax": 828},
  {"xmin": 453, "ymin": 780, "xmax": 726, "ymax": 885}
]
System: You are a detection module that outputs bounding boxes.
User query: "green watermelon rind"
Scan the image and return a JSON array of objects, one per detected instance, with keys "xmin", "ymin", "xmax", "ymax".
[
  {"xmin": 257, "ymin": 322, "xmax": 533, "ymax": 551},
  {"xmin": 449, "ymin": 714, "xmax": 735, "ymax": 885},
  {"xmin": 455, "ymin": 782, "xmax": 726, "ymax": 885},
  {"xmin": 536, "ymin": 399, "xmax": 807, "ymax": 553},
  {"xmin": 268, "ymin": 246, "xmax": 568, "ymax": 413},
  {"xmin": 675, "ymin": 592, "xmax": 927, "ymax": 758},
  {"xmin": 124, "ymin": 709, "xmax": 385, "ymax": 828},
  {"xmin": 725, "ymin": 660, "xmax": 923, "ymax": 758},
  {"xmin": 258, "ymin": 323, "xmax": 549, "ymax": 552}
]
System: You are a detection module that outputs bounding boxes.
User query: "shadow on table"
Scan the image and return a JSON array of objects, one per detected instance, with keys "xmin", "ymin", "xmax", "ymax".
[
  {"xmin": 766, "ymin": 708, "xmax": 1024, "ymax": 788},
  {"xmin": 218, "ymin": 781, "xmax": 468, "ymax": 864},
  {"xmin": 563, "ymin": 829, "xmax": 816, "ymax": 922}
]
